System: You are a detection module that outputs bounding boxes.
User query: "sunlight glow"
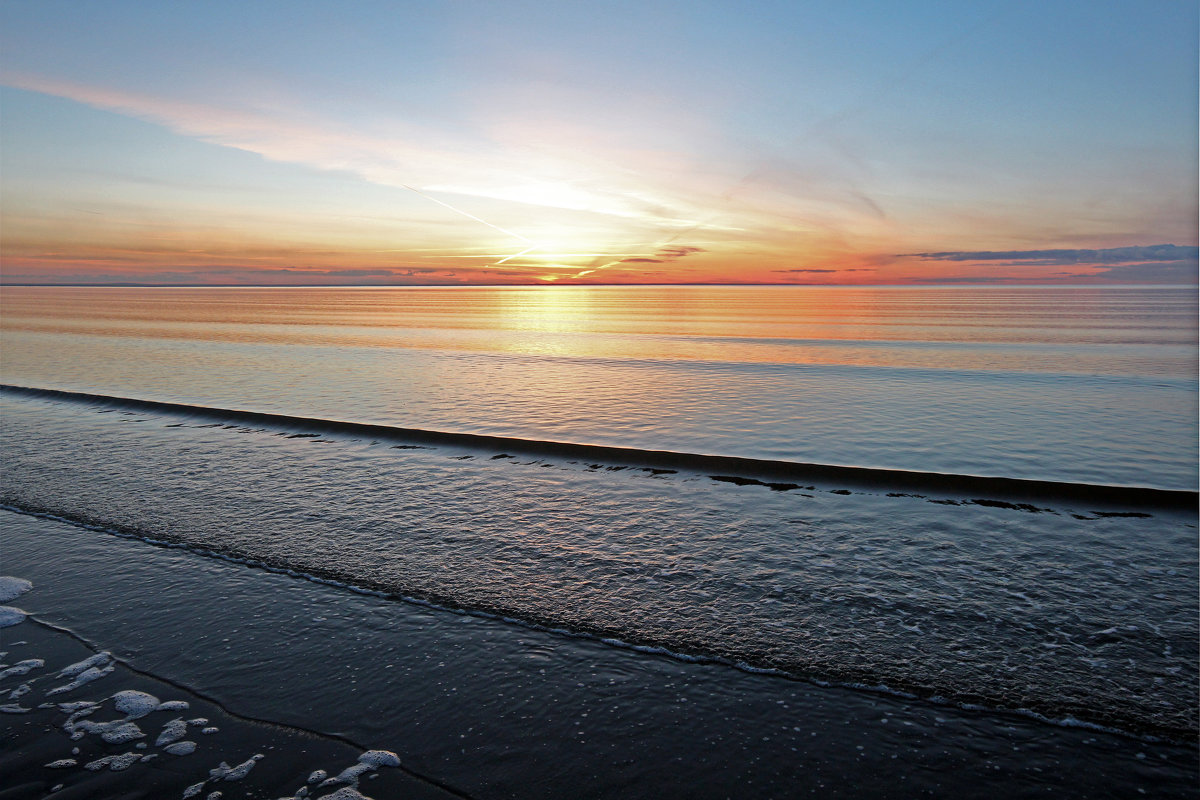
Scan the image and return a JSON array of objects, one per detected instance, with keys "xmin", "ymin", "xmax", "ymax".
[{"xmin": 0, "ymin": 3, "xmax": 1193, "ymax": 285}]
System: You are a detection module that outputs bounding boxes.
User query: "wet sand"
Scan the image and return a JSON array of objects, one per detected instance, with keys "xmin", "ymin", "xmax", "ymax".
[{"xmin": 0, "ymin": 611, "xmax": 456, "ymax": 799}]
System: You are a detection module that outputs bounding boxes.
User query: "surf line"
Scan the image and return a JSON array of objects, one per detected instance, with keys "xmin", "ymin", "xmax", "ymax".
[
  {"xmin": 4, "ymin": 502, "xmax": 1190, "ymax": 745},
  {"xmin": 2, "ymin": 383, "xmax": 1194, "ymax": 510}
]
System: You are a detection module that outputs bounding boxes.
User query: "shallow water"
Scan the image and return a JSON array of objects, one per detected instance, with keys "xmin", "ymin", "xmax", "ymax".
[
  {"xmin": 2, "ymin": 285, "xmax": 1195, "ymax": 488},
  {"xmin": 4, "ymin": 510, "xmax": 1198, "ymax": 800},
  {"xmin": 3, "ymin": 392, "xmax": 1195, "ymax": 740},
  {"xmin": 3, "ymin": 285, "xmax": 1196, "ymax": 796}
]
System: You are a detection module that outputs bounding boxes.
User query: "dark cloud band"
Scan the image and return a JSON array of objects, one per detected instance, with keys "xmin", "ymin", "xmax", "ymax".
[{"xmin": 903, "ymin": 244, "xmax": 1198, "ymax": 266}]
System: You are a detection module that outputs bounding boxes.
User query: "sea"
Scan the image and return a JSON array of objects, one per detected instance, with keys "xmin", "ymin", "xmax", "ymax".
[{"xmin": 1, "ymin": 284, "xmax": 1196, "ymax": 798}]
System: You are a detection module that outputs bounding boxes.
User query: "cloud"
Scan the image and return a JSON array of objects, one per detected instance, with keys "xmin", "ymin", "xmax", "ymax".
[
  {"xmin": 1, "ymin": 73, "xmax": 930, "ymax": 285},
  {"xmin": 901, "ymin": 260, "xmax": 1197, "ymax": 284},
  {"xmin": 902, "ymin": 244, "xmax": 1198, "ymax": 266},
  {"xmin": 0, "ymin": 71, "xmax": 711, "ymax": 233},
  {"xmin": 196, "ymin": 267, "xmax": 410, "ymax": 278},
  {"xmin": 616, "ymin": 245, "xmax": 705, "ymax": 264},
  {"xmin": 314, "ymin": 269, "xmax": 396, "ymax": 277},
  {"xmin": 772, "ymin": 268, "xmax": 873, "ymax": 273},
  {"xmin": 0, "ymin": 263, "xmax": 487, "ymax": 285},
  {"xmin": 1059, "ymin": 260, "xmax": 1198, "ymax": 282},
  {"xmin": 658, "ymin": 246, "xmax": 704, "ymax": 259},
  {"xmin": 907, "ymin": 275, "xmax": 1034, "ymax": 283}
]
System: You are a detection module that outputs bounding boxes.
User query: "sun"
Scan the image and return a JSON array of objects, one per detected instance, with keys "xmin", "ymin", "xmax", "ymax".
[{"xmin": 491, "ymin": 233, "xmax": 624, "ymax": 270}]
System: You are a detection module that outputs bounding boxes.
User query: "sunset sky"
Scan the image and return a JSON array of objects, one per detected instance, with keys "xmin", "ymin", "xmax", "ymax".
[{"xmin": 1, "ymin": 1, "xmax": 1196, "ymax": 285}]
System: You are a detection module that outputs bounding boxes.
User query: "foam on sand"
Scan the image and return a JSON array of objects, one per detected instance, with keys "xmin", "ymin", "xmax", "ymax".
[
  {"xmin": 0, "ymin": 575, "xmax": 426, "ymax": 799},
  {"xmin": 0, "ymin": 576, "xmax": 33, "ymax": 602},
  {"xmin": 57, "ymin": 651, "xmax": 114, "ymax": 678},
  {"xmin": 157, "ymin": 717, "xmax": 189, "ymax": 746},
  {"xmin": 0, "ymin": 606, "xmax": 28, "ymax": 627},
  {"xmin": 319, "ymin": 749, "xmax": 402, "ymax": 789},
  {"xmin": 84, "ymin": 751, "xmax": 143, "ymax": 771},
  {"xmin": 0, "ymin": 658, "xmax": 45, "ymax": 680},
  {"xmin": 47, "ymin": 656, "xmax": 116, "ymax": 696},
  {"xmin": 112, "ymin": 689, "xmax": 161, "ymax": 718},
  {"xmin": 0, "ymin": 576, "xmax": 33, "ymax": 629}
]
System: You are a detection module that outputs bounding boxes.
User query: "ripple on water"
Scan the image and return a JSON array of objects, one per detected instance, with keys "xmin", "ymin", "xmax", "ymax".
[{"xmin": 1, "ymin": 393, "xmax": 1196, "ymax": 739}]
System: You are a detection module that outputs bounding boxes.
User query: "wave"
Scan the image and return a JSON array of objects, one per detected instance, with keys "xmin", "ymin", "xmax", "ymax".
[
  {"xmin": 2, "ymin": 502, "xmax": 1186, "ymax": 745},
  {"xmin": 2, "ymin": 383, "xmax": 1193, "ymax": 509}
]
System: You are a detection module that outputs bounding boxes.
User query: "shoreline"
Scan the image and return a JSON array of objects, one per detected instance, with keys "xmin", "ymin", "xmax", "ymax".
[
  {"xmin": 4, "ymin": 509, "xmax": 1198, "ymax": 799},
  {"xmin": 6, "ymin": 502, "xmax": 1191, "ymax": 747},
  {"xmin": 0, "ymin": 608, "xmax": 452, "ymax": 800}
]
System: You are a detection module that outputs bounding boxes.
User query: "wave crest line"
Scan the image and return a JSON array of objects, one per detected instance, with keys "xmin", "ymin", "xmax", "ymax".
[{"xmin": 2, "ymin": 383, "xmax": 1193, "ymax": 509}]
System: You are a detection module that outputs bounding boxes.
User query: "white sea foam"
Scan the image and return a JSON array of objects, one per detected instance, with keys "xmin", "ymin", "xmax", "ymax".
[
  {"xmin": 113, "ymin": 689, "xmax": 160, "ymax": 719},
  {"xmin": 84, "ymin": 751, "xmax": 142, "ymax": 771},
  {"xmin": 0, "ymin": 606, "xmax": 27, "ymax": 627},
  {"xmin": 99, "ymin": 721, "xmax": 146, "ymax": 744},
  {"xmin": 70, "ymin": 715, "xmax": 145, "ymax": 743},
  {"xmin": 157, "ymin": 717, "xmax": 189, "ymax": 746},
  {"xmin": 57, "ymin": 701, "xmax": 97, "ymax": 713},
  {"xmin": 57, "ymin": 651, "xmax": 113, "ymax": 678},
  {"xmin": 0, "ymin": 658, "xmax": 44, "ymax": 680},
  {"xmin": 319, "ymin": 749, "xmax": 402, "ymax": 789},
  {"xmin": 46, "ymin": 662, "xmax": 115, "ymax": 695},
  {"xmin": 357, "ymin": 750, "xmax": 401, "ymax": 768},
  {"xmin": 0, "ymin": 577, "xmax": 32, "ymax": 602},
  {"xmin": 209, "ymin": 754, "xmax": 263, "ymax": 781},
  {"xmin": 63, "ymin": 706, "xmax": 98, "ymax": 739},
  {"xmin": 320, "ymin": 763, "xmax": 374, "ymax": 787},
  {"xmin": 321, "ymin": 789, "xmax": 370, "ymax": 800},
  {"xmin": 0, "ymin": 602, "xmax": 405, "ymax": 799}
]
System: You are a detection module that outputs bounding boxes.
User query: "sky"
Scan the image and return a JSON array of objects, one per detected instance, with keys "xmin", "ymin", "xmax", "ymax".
[{"xmin": 0, "ymin": 0, "xmax": 1196, "ymax": 285}]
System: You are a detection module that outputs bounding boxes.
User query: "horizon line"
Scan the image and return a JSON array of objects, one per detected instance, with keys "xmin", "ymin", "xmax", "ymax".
[{"xmin": 2, "ymin": 281, "xmax": 1196, "ymax": 289}]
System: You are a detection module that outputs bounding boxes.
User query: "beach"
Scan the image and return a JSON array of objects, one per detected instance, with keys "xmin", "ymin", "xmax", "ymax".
[
  {"xmin": 0, "ymin": 601, "xmax": 447, "ymax": 799},
  {"xmin": 3, "ymin": 0, "xmax": 1198, "ymax": 793},
  {"xmin": 4, "ymin": 499, "xmax": 1198, "ymax": 799}
]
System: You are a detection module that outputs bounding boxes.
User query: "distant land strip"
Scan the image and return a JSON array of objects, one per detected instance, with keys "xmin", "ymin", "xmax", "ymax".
[{"xmin": 3, "ymin": 383, "xmax": 1195, "ymax": 510}]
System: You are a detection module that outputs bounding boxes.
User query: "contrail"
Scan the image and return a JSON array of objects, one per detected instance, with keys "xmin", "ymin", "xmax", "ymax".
[
  {"xmin": 401, "ymin": 184, "xmax": 531, "ymax": 244},
  {"xmin": 493, "ymin": 244, "xmax": 540, "ymax": 265},
  {"xmin": 562, "ymin": 256, "xmax": 634, "ymax": 281}
]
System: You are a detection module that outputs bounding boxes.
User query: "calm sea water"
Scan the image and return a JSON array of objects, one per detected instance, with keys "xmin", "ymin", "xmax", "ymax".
[
  {"xmin": 1, "ymin": 285, "xmax": 1196, "ymax": 488},
  {"xmin": 3, "ymin": 391, "xmax": 1196, "ymax": 740},
  {"xmin": 2, "ymin": 285, "xmax": 1197, "ymax": 795}
]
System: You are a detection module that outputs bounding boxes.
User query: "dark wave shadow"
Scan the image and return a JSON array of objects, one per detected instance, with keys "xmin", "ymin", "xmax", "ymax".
[{"xmin": 3, "ymin": 383, "xmax": 1194, "ymax": 509}]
